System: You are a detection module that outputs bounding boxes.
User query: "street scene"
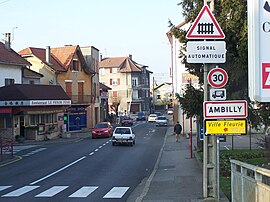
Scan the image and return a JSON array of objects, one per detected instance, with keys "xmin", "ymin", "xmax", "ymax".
[{"xmin": 1, "ymin": 0, "xmax": 270, "ymax": 202}]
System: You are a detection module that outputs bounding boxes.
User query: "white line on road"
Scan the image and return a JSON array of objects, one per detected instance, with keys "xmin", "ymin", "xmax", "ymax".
[
  {"xmin": 69, "ymin": 186, "xmax": 98, "ymax": 198},
  {"xmin": 94, "ymin": 149, "xmax": 99, "ymax": 152},
  {"xmin": 29, "ymin": 156, "xmax": 86, "ymax": 185},
  {"xmin": 103, "ymin": 187, "xmax": 129, "ymax": 198},
  {"xmin": 103, "ymin": 143, "xmax": 106, "ymax": 146},
  {"xmin": 2, "ymin": 186, "xmax": 39, "ymax": 197},
  {"xmin": 35, "ymin": 186, "xmax": 68, "ymax": 197},
  {"xmin": 89, "ymin": 152, "xmax": 94, "ymax": 156},
  {"xmin": 0, "ymin": 186, "xmax": 12, "ymax": 191},
  {"xmin": 99, "ymin": 146, "xmax": 102, "ymax": 149}
]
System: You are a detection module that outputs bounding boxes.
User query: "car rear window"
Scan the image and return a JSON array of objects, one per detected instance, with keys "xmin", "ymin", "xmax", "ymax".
[
  {"xmin": 115, "ymin": 128, "xmax": 131, "ymax": 134},
  {"xmin": 95, "ymin": 123, "xmax": 108, "ymax": 128},
  {"xmin": 157, "ymin": 117, "xmax": 166, "ymax": 120}
]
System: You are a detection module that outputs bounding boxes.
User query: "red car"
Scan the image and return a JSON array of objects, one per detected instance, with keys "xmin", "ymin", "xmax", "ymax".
[
  {"xmin": 92, "ymin": 122, "xmax": 113, "ymax": 139},
  {"xmin": 121, "ymin": 116, "xmax": 134, "ymax": 126}
]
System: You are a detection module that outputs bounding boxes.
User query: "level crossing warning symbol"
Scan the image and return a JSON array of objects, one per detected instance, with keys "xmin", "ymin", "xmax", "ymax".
[{"xmin": 186, "ymin": 5, "xmax": 225, "ymax": 39}]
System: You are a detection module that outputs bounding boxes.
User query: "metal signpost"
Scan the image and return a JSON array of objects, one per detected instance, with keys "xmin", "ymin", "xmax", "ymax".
[{"xmin": 186, "ymin": 2, "xmax": 225, "ymax": 200}]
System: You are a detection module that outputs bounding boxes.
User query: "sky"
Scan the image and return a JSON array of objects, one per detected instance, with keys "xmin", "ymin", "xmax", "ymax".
[{"xmin": 0, "ymin": 0, "xmax": 184, "ymax": 83}]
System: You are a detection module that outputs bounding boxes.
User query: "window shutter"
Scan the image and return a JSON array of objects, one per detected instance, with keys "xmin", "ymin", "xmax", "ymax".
[
  {"xmin": 110, "ymin": 79, "xmax": 112, "ymax": 85},
  {"xmin": 110, "ymin": 68, "xmax": 112, "ymax": 73},
  {"xmin": 117, "ymin": 78, "xmax": 120, "ymax": 85}
]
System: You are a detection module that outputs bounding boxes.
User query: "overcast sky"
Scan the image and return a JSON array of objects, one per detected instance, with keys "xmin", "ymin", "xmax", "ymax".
[{"xmin": 0, "ymin": 0, "xmax": 184, "ymax": 82}]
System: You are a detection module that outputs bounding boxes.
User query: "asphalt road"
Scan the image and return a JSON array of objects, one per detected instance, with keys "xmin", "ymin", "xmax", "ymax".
[{"xmin": 0, "ymin": 121, "xmax": 167, "ymax": 201}]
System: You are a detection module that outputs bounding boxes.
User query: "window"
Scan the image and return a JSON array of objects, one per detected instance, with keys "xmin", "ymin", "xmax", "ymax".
[
  {"xmin": 29, "ymin": 80, "xmax": 35, "ymax": 84},
  {"xmin": 112, "ymin": 91, "xmax": 117, "ymax": 97},
  {"xmin": 65, "ymin": 82, "xmax": 72, "ymax": 96},
  {"xmin": 112, "ymin": 67, "xmax": 117, "ymax": 74},
  {"xmin": 72, "ymin": 59, "xmax": 79, "ymax": 71},
  {"xmin": 99, "ymin": 68, "xmax": 105, "ymax": 76},
  {"xmin": 5, "ymin": 78, "xmax": 15, "ymax": 86},
  {"xmin": 132, "ymin": 78, "xmax": 138, "ymax": 87},
  {"xmin": 111, "ymin": 78, "xmax": 119, "ymax": 85}
]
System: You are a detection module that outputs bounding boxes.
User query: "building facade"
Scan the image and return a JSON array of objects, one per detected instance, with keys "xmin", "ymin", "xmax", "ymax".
[{"xmin": 99, "ymin": 55, "xmax": 152, "ymax": 116}]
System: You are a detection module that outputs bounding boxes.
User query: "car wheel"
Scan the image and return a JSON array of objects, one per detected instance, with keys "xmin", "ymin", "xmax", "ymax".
[
  {"xmin": 92, "ymin": 136, "xmax": 96, "ymax": 139},
  {"xmin": 130, "ymin": 142, "xmax": 133, "ymax": 146},
  {"xmin": 133, "ymin": 140, "xmax": 135, "ymax": 145}
]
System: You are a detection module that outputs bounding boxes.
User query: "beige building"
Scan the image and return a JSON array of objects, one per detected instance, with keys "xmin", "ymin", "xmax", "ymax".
[{"xmin": 99, "ymin": 55, "xmax": 152, "ymax": 115}]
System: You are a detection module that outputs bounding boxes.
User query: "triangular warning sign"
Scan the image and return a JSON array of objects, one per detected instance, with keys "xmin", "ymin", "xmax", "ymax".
[{"xmin": 186, "ymin": 5, "xmax": 225, "ymax": 39}]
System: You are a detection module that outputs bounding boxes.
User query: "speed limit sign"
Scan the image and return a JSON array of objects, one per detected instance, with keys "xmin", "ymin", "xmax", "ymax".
[{"xmin": 207, "ymin": 67, "xmax": 228, "ymax": 88}]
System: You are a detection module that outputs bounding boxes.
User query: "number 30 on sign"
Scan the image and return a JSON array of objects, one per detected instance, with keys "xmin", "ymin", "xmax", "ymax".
[{"xmin": 207, "ymin": 67, "xmax": 228, "ymax": 88}]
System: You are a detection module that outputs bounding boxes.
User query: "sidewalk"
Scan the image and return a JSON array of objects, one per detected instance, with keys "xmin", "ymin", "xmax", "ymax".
[{"xmin": 135, "ymin": 126, "xmax": 229, "ymax": 202}]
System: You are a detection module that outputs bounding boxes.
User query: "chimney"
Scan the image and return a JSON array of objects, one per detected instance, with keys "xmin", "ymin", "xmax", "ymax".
[
  {"xmin": 129, "ymin": 54, "xmax": 132, "ymax": 60},
  {"xmin": 46, "ymin": 46, "xmax": 51, "ymax": 64},
  {"xmin": 100, "ymin": 53, "xmax": 103, "ymax": 61},
  {"xmin": 4, "ymin": 33, "xmax": 11, "ymax": 50}
]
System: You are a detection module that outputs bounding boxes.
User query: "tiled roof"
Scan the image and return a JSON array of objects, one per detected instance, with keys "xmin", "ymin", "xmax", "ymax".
[
  {"xmin": 99, "ymin": 56, "xmax": 146, "ymax": 72},
  {"xmin": 19, "ymin": 47, "xmax": 66, "ymax": 71},
  {"xmin": 51, "ymin": 45, "xmax": 78, "ymax": 69},
  {"xmin": 23, "ymin": 68, "xmax": 43, "ymax": 78},
  {"xmin": 0, "ymin": 84, "xmax": 70, "ymax": 101},
  {"xmin": 100, "ymin": 82, "xmax": 111, "ymax": 90},
  {"xmin": 0, "ymin": 42, "xmax": 31, "ymax": 66}
]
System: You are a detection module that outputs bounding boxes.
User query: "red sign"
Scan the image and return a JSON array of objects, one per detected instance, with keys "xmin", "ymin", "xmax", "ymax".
[
  {"xmin": 207, "ymin": 68, "xmax": 228, "ymax": 88},
  {"xmin": 262, "ymin": 63, "xmax": 270, "ymax": 89},
  {"xmin": 186, "ymin": 5, "xmax": 225, "ymax": 39}
]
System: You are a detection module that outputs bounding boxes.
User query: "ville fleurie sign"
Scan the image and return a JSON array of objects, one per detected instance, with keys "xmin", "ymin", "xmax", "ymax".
[
  {"xmin": 187, "ymin": 41, "xmax": 226, "ymax": 63},
  {"xmin": 205, "ymin": 119, "xmax": 247, "ymax": 135},
  {"xmin": 203, "ymin": 100, "xmax": 248, "ymax": 119}
]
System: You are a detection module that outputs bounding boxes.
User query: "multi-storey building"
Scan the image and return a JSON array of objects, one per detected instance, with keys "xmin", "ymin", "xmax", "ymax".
[
  {"xmin": 19, "ymin": 45, "xmax": 97, "ymax": 131},
  {"xmin": 99, "ymin": 55, "xmax": 152, "ymax": 116}
]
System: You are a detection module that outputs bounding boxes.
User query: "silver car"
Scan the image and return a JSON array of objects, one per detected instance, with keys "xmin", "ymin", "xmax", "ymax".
[
  {"xmin": 112, "ymin": 127, "xmax": 135, "ymax": 146},
  {"xmin": 156, "ymin": 116, "xmax": 168, "ymax": 127}
]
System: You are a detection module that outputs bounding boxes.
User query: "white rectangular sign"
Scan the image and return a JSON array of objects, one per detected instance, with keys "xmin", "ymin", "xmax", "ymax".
[
  {"xmin": 204, "ymin": 100, "xmax": 247, "ymax": 119},
  {"xmin": 187, "ymin": 41, "xmax": 226, "ymax": 63},
  {"xmin": 248, "ymin": 0, "xmax": 270, "ymax": 102},
  {"xmin": 210, "ymin": 88, "xmax": 226, "ymax": 101}
]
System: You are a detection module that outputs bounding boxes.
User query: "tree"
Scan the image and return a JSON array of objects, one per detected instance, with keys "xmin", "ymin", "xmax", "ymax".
[{"xmin": 170, "ymin": 0, "xmax": 270, "ymax": 129}]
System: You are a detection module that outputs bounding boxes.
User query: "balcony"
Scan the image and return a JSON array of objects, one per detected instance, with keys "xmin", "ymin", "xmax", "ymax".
[{"xmin": 68, "ymin": 95, "xmax": 97, "ymax": 104}]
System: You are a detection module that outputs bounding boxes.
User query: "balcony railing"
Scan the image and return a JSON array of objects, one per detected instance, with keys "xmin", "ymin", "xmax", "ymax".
[{"xmin": 68, "ymin": 95, "xmax": 98, "ymax": 104}]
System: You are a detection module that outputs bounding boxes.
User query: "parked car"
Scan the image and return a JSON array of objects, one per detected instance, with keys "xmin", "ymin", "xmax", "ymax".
[
  {"xmin": 154, "ymin": 112, "xmax": 162, "ymax": 116},
  {"xmin": 148, "ymin": 114, "xmax": 158, "ymax": 122},
  {"xmin": 92, "ymin": 122, "xmax": 113, "ymax": 139},
  {"xmin": 121, "ymin": 116, "xmax": 134, "ymax": 126},
  {"xmin": 112, "ymin": 127, "xmax": 135, "ymax": 146},
  {"xmin": 136, "ymin": 112, "xmax": 146, "ymax": 121},
  {"xmin": 266, "ymin": 126, "xmax": 270, "ymax": 136},
  {"xmin": 167, "ymin": 108, "xmax": 174, "ymax": 115},
  {"xmin": 156, "ymin": 116, "xmax": 168, "ymax": 127}
]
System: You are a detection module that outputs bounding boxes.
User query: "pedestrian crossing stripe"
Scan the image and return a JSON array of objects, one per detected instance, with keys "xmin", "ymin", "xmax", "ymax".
[
  {"xmin": 2, "ymin": 186, "xmax": 40, "ymax": 197},
  {"xmin": 68, "ymin": 186, "xmax": 98, "ymax": 198},
  {"xmin": 103, "ymin": 187, "xmax": 129, "ymax": 198},
  {"xmin": 0, "ymin": 185, "xmax": 129, "ymax": 198}
]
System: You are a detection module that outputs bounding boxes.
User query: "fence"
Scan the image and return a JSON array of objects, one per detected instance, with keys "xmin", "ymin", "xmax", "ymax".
[{"xmin": 231, "ymin": 159, "xmax": 270, "ymax": 202}]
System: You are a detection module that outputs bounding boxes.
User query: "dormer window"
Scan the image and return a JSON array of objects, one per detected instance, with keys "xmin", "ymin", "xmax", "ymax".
[{"xmin": 72, "ymin": 59, "xmax": 79, "ymax": 72}]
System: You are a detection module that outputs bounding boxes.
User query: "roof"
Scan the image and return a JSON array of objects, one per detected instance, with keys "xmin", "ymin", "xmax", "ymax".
[
  {"xmin": 0, "ymin": 84, "xmax": 70, "ymax": 101},
  {"xmin": 23, "ymin": 68, "xmax": 43, "ymax": 78},
  {"xmin": 166, "ymin": 21, "xmax": 187, "ymax": 44},
  {"xmin": 0, "ymin": 42, "xmax": 31, "ymax": 66},
  {"xmin": 19, "ymin": 47, "xmax": 66, "ymax": 71},
  {"xmin": 154, "ymin": 82, "xmax": 172, "ymax": 90},
  {"xmin": 100, "ymin": 82, "xmax": 111, "ymax": 91},
  {"xmin": 99, "ymin": 56, "xmax": 151, "ymax": 73}
]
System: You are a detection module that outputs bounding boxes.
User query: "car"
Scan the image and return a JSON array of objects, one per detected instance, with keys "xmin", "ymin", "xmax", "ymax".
[
  {"xmin": 136, "ymin": 112, "xmax": 146, "ymax": 121},
  {"xmin": 167, "ymin": 108, "xmax": 174, "ymax": 115},
  {"xmin": 112, "ymin": 127, "xmax": 135, "ymax": 146},
  {"xmin": 156, "ymin": 116, "xmax": 168, "ymax": 127},
  {"xmin": 121, "ymin": 116, "xmax": 134, "ymax": 126},
  {"xmin": 266, "ymin": 126, "xmax": 270, "ymax": 136},
  {"xmin": 92, "ymin": 122, "xmax": 113, "ymax": 139},
  {"xmin": 148, "ymin": 114, "xmax": 158, "ymax": 122},
  {"xmin": 154, "ymin": 112, "xmax": 162, "ymax": 116}
]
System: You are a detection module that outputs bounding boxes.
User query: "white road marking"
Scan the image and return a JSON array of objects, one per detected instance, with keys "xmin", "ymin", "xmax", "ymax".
[
  {"xmin": 103, "ymin": 187, "xmax": 129, "ymax": 198},
  {"xmin": 2, "ymin": 186, "xmax": 39, "ymax": 197},
  {"xmin": 99, "ymin": 146, "xmax": 102, "ymax": 149},
  {"xmin": 89, "ymin": 152, "xmax": 94, "ymax": 156},
  {"xmin": 68, "ymin": 186, "xmax": 98, "ymax": 198},
  {"xmin": 94, "ymin": 149, "xmax": 99, "ymax": 152},
  {"xmin": 103, "ymin": 143, "xmax": 106, "ymax": 146},
  {"xmin": 0, "ymin": 186, "xmax": 11, "ymax": 191},
  {"xmin": 35, "ymin": 186, "xmax": 68, "ymax": 197},
  {"xmin": 258, "ymin": 146, "xmax": 264, "ymax": 149},
  {"xmin": 30, "ymin": 156, "xmax": 86, "ymax": 185}
]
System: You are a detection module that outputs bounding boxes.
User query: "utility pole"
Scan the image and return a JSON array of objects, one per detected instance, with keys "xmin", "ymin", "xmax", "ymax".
[{"xmin": 203, "ymin": 0, "xmax": 218, "ymax": 200}]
